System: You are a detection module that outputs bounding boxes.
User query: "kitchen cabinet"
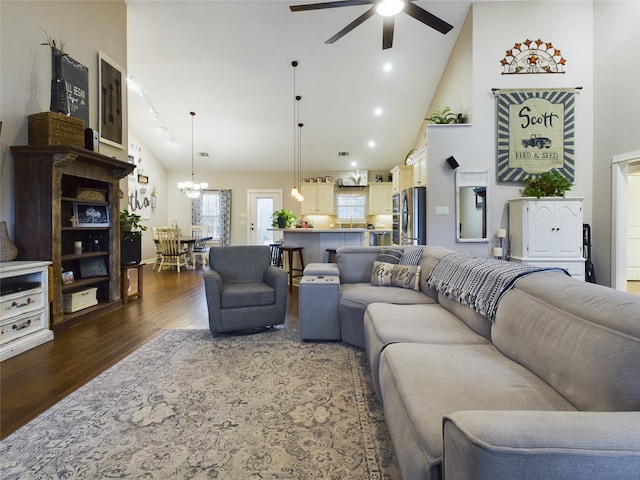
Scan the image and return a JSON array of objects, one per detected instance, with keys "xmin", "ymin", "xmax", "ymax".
[
  {"xmin": 390, "ymin": 165, "xmax": 412, "ymax": 194},
  {"xmin": 508, "ymin": 197, "xmax": 584, "ymax": 280},
  {"xmin": 410, "ymin": 145, "xmax": 428, "ymax": 186},
  {"xmin": 0, "ymin": 261, "xmax": 53, "ymax": 360},
  {"xmin": 10, "ymin": 145, "xmax": 135, "ymax": 326},
  {"xmin": 368, "ymin": 182, "xmax": 393, "ymax": 214},
  {"xmin": 301, "ymin": 183, "xmax": 335, "ymax": 215}
]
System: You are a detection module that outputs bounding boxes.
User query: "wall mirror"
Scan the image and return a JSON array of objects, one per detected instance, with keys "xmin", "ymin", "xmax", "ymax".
[{"xmin": 456, "ymin": 170, "xmax": 490, "ymax": 242}]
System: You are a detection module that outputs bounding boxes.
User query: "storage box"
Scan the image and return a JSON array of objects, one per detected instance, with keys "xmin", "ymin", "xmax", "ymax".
[
  {"xmin": 28, "ymin": 112, "xmax": 84, "ymax": 147},
  {"xmin": 62, "ymin": 287, "xmax": 98, "ymax": 313}
]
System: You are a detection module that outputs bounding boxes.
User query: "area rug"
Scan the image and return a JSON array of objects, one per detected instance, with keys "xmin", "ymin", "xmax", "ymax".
[{"xmin": 0, "ymin": 328, "xmax": 400, "ymax": 479}]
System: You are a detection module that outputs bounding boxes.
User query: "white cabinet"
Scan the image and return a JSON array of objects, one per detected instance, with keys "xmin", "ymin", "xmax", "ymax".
[
  {"xmin": 301, "ymin": 183, "xmax": 335, "ymax": 215},
  {"xmin": 509, "ymin": 198, "xmax": 584, "ymax": 280},
  {"xmin": 411, "ymin": 146, "xmax": 428, "ymax": 186},
  {"xmin": 368, "ymin": 183, "xmax": 393, "ymax": 214},
  {"xmin": 390, "ymin": 165, "xmax": 413, "ymax": 194},
  {"xmin": 1, "ymin": 261, "xmax": 53, "ymax": 361}
]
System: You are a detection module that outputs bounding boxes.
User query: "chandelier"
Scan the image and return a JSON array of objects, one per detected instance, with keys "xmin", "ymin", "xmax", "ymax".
[{"xmin": 178, "ymin": 111, "xmax": 208, "ymax": 199}]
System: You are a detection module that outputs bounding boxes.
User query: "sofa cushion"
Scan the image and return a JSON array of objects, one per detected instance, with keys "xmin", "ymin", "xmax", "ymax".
[
  {"xmin": 341, "ymin": 282, "xmax": 434, "ymax": 307},
  {"xmin": 221, "ymin": 282, "xmax": 275, "ymax": 309},
  {"xmin": 378, "ymin": 343, "xmax": 576, "ymax": 480},
  {"xmin": 443, "ymin": 411, "xmax": 640, "ymax": 480},
  {"xmin": 399, "ymin": 247, "xmax": 423, "ymax": 265},
  {"xmin": 371, "ymin": 261, "xmax": 421, "ymax": 290},
  {"xmin": 364, "ymin": 303, "xmax": 490, "ymax": 400},
  {"xmin": 418, "ymin": 246, "xmax": 456, "ymax": 300},
  {"xmin": 337, "ymin": 247, "xmax": 382, "ymax": 284},
  {"xmin": 376, "ymin": 247, "xmax": 403, "ymax": 264},
  {"xmin": 493, "ymin": 272, "xmax": 640, "ymax": 412},
  {"xmin": 438, "ymin": 293, "xmax": 492, "ymax": 340}
]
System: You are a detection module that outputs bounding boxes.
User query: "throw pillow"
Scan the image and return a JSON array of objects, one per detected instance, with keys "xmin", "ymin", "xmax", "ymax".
[
  {"xmin": 399, "ymin": 247, "xmax": 423, "ymax": 266},
  {"xmin": 376, "ymin": 247, "xmax": 403, "ymax": 265},
  {"xmin": 371, "ymin": 261, "xmax": 422, "ymax": 291}
]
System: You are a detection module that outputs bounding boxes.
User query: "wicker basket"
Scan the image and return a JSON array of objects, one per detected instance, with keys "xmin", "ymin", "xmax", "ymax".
[{"xmin": 28, "ymin": 112, "xmax": 84, "ymax": 147}]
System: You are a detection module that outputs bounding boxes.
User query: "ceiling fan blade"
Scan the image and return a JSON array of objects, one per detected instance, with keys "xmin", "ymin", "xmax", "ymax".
[
  {"xmin": 382, "ymin": 15, "xmax": 394, "ymax": 50},
  {"xmin": 290, "ymin": 0, "xmax": 373, "ymax": 12},
  {"xmin": 404, "ymin": 1, "xmax": 453, "ymax": 34},
  {"xmin": 325, "ymin": 7, "xmax": 376, "ymax": 44}
]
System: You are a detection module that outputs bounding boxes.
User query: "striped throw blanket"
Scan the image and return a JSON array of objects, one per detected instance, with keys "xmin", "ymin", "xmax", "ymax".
[{"xmin": 426, "ymin": 253, "xmax": 569, "ymax": 322}]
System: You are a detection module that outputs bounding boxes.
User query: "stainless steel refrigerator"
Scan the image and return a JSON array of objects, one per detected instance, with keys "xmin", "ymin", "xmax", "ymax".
[{"xmin": 401, "ymin": 186, "xmax": 426, "ymax": 245}]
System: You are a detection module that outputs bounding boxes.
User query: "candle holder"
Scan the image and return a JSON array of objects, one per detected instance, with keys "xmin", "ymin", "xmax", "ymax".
[{"xmin": 494, "ymin": 229, "xmax": 507, "ymax": 260}]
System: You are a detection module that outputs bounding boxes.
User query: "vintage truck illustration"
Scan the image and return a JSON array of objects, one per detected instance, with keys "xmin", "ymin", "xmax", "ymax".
[{"xmin": 522, "ymin": 134, "xmax": 552, "ymax": 149}]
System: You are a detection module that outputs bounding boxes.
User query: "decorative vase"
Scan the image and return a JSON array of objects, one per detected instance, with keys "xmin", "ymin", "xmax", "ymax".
[
  {"xmin": 0, "ymin": 221, "xmax": 18, "ymax": 262},
  {"xmin": 50, "ymin": 48, "xmax": 69, "ymax": 115}
]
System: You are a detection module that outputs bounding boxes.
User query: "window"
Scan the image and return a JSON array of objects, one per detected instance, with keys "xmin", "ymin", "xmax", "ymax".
[
  {"xmin": 193, "ymin": 190, "xmax": 221, "ymax": 239},
  {"xmin": 336, "ymin": 190, "xmax": 367, "ymax": 223}
]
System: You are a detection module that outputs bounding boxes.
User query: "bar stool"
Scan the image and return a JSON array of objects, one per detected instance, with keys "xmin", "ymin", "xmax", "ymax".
[
  {"xmin": 326, "ymin": 248, "xmax": 337, "ymax": 263},
  {"xmin": 280, "ymin": 246, "xmax": 304, "ymax": 286},
  {"xmin": 121, "ymin": 264, "xmax": 144, "ymax": 304},
  {"xmin": 269, "ymin": 243, "xmax": 283, "ymax": 267}
]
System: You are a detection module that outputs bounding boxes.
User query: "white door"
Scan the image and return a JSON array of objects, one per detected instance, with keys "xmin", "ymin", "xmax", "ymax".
[{"xmin": 247, "ymin": 190, "xmax": 283, "ymax": 246}]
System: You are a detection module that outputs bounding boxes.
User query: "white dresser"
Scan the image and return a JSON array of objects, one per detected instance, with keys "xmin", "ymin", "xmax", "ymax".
[
  {"xmin": 0, "ymin": 261, "xmax": 53, "ymax": 361},
  {"xmin": 508, "ymin": 198, "xmax": 585, "ymax": 280}
]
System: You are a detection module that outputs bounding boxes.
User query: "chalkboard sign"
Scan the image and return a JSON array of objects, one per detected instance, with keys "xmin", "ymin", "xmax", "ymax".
[{"xmin": 62, "ymin": 55, "xmax": 89, "ymax": 127}]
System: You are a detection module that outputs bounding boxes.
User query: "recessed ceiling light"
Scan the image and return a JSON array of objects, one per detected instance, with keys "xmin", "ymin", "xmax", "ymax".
[
  {"xmin": 368, "ymin": 141, "xmax": 376, "ymax": 147},
  {"xmin": 351, "ymin": 161, "xmax": 357, "ymax": 167},
  {"xmin": 383, "ymin": 62, "xmax": 393, "ymax": 72},
  {"xmin": 374, "ymin": 107, "xmax": 383, "ymax": 116}
]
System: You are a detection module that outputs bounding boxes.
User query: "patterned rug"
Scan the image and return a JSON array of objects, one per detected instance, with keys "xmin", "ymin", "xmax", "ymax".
[{"xmin": 0, "ymin": 328, "xmax": 400, "ymax": 479}]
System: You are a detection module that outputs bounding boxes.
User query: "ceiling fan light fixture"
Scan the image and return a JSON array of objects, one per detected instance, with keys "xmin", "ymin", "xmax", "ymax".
[{"xmin": 376, "ymin": 0, "xmax": 404, "ymax": 17}]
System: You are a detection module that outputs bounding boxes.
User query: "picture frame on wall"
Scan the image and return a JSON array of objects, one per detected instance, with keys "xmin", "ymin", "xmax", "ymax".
[
  {"xmin": 74, "ymin": 202, "xmax": 110, "ymax": 227},
  {"xmin": 98, "ymin": 52, "xmax": 126, "ymax": 149}
]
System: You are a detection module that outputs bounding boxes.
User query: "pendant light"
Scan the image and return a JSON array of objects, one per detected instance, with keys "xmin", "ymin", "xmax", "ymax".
[
  {"xmin": 178, "ymin": 111, "xmax": 208, "ymax": 199},
  {"xmin": 291, "ymin": 61, "xmax": 303, "ymax": 202}
]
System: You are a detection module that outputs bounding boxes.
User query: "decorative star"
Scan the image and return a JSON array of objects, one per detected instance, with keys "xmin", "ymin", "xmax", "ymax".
[{"xmin": 528, "ymin": 54, "xmax": 539, "ymax": 64}]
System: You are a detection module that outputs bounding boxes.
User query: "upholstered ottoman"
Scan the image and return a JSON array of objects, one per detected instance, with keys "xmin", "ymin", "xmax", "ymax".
[{"xmin": 299, "ymin": 275, "xmax": 340, "ymax": 341}]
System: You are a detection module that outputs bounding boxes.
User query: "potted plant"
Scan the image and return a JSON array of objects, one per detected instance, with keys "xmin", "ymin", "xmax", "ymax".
[
  {"xmin": 272, "ymin": 209, "xmax": 297, "ymax": 229},
  {"xmin": 425, "ymin": 106, "xmax": 458, "ymax": 124},
  {"xmin": 120, "ymin": 209, "xmax": 147, "ymax": 265},
  {"xmin": 521, "ymin": 170, "xmax": 573, "ymax": 199}
]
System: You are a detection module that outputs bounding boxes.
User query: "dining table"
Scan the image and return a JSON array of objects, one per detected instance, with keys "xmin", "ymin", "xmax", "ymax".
[{"xmin": 155, "ymin": 235, "xmax": 213, "ymax": 270}]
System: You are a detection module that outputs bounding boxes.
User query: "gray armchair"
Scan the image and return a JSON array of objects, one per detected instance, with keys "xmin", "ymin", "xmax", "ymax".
[{"xmin": 204, "ymin": 245, "xmax": 288, "ymax": 335}]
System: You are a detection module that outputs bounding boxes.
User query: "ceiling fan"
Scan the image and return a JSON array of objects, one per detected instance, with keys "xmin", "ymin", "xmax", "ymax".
[{"xmin": 289, "ymin": 0, "xmax": 454, "ymax": 50}]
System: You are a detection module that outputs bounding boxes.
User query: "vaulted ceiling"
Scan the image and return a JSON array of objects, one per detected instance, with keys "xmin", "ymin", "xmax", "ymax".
[{"xmin": 126, "ymin": 1, "xmax": 471, "ymax": 173}]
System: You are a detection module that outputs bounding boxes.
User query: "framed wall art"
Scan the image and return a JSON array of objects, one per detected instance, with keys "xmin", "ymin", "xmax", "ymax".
[
  {"xmin": 98, "ymin": 52, "xmax": 126, "ymax": 149},
  {"xmin": 79, "ymin": 256, "xmax": 108, "ymax": 279},
  {"xmin": 74, "ymin": 202, "xmax": 110, "ymax": 227},
  {"xmin": 496, "ymin": 88, "xmax": 576, "ymax": 183}
]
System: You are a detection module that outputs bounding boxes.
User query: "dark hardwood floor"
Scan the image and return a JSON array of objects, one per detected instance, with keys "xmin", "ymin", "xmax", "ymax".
[{"xmin": 0, "ymin": 265, "xmax": 300, "ymax": 439}]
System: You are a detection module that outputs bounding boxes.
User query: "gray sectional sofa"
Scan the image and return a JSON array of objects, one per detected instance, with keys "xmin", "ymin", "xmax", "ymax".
[{"xmin": 301, "ymin": 245, "xmax": 640, "ymax": 480}]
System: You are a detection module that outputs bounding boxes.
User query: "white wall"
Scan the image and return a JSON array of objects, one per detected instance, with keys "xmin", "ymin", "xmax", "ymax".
[
  {"xmin": 426, "ymin": 1, "xmax": 596, "ymax": 258},
  {"xmin": 0, "ymin": 0, "xmax": 127, "ymax": 237},
  {"xmin": 592, "ymin": 0, "xmax": 640, "ymax": 285}
]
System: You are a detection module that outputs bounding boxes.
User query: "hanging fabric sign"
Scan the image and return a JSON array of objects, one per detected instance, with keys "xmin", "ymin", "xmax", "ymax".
[{"xmin": 497, "ymin": 88, "xmax": 575, "ymax": 182}]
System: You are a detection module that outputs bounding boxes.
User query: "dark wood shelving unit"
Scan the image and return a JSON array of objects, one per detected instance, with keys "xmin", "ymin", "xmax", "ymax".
[{"xmin": 11, "ymin": 145, "xmax": 135, "ymax": 326}]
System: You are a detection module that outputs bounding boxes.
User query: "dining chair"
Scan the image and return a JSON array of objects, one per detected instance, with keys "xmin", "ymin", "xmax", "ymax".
[
  {"xmin": 156, "ymin": 227, "xmax": 188, "ymax": 272},
  {"xmin": 191, "ymin": 225, "xmax": 210, "ymax": 268},
  {"xmin": 151, "ymin": 226, "xmax": 164, "ymax": 271}
]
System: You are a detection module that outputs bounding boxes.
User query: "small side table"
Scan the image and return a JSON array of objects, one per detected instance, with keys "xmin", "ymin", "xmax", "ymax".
[
  {"xmin": 299, "ymin": 275, "xmax": 340, "ymax": 341},
  {"xmin": 121, "ymin": 264, "xmax": 144, "ymax": 304}
]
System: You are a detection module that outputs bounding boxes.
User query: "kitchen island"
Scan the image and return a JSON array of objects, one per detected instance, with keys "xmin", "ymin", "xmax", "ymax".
[{"xmin": 270, "ymin": 228, "xmax": 366, "ymax": 264}]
